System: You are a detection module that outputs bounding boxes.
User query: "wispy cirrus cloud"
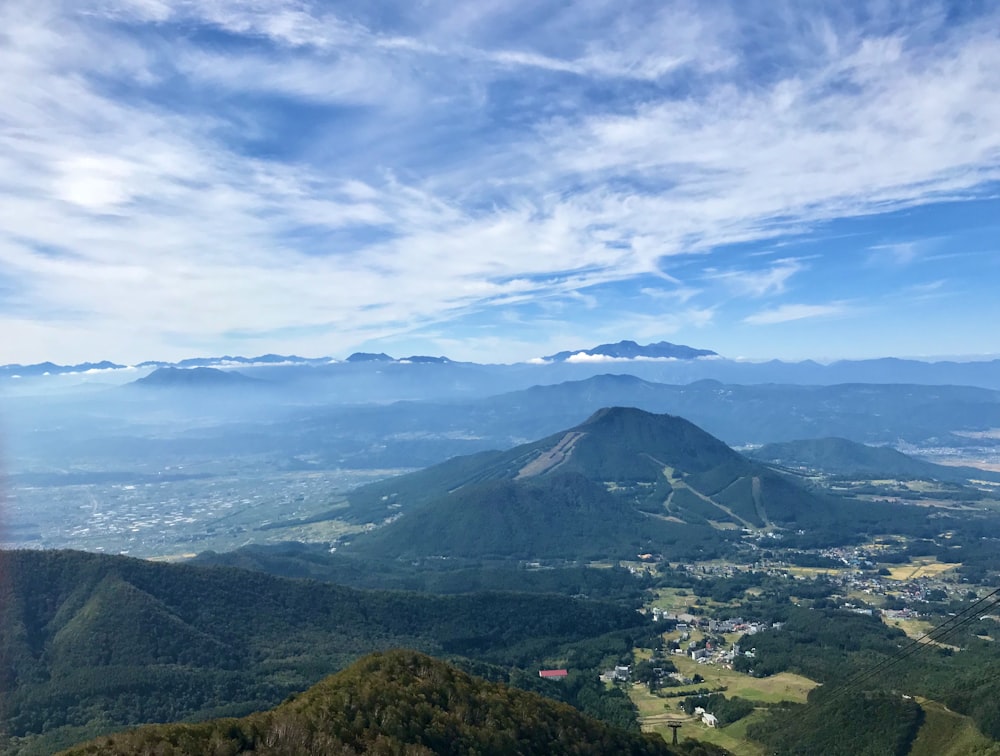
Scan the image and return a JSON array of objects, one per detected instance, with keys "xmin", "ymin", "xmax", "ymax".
[
  {"xmin": 705, "ymin": 258, "xmax": 806, "ymax": 298},
  {"xmin": 0, "ymin": 0, "xmax": 998, "ymax": 362},
  {"xmin": 867, "ymin": 241, "xmax": 926, "ymax": 267},
  {"xmin": 743, "ymin": 303, "xmax": 848, "ymax": 326}
]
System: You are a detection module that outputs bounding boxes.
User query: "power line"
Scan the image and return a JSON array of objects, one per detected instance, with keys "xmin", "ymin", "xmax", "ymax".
[
  {"xmin": 811, "ymin": 588, "xmax": 1000, "ymax": 709},
  {"xmin": 820, "ymin": 590, "xmax": 1000, "ymax": 704}
]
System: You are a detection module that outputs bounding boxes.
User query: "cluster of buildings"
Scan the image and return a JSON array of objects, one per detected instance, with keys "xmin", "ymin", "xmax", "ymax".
[
  {"xmin": 652, "ymin": 609, "xmax": 778, "ymax": 638},
  {"xmin": 692, "ymin": 707, "xmax": 718, "ymax": 728}
]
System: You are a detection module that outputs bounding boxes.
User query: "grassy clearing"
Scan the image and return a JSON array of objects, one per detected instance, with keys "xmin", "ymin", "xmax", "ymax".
[
  {"xmin": 629, "ymin": 683, "xmax": 673, "ymax": 719},
  {"xmin": 782, "ymin": 566, "xmax": 844, "ymax": 578},
  {"xmin": 669, "ymin": 655, "xmax": 817, "ymax": 704},
  {"xmin": 628, "ymin": 683, "xmax": 768, "ymax": 755},
  {"xmin": 879, "ymin": 615, "xmax": 959, "ymax": 650},
  {"xmin": 627, "ymin": 653, "xmax": 816, "ymax": 755},
  {"xmin": 662, "ymin": 628, "xmax": 705, "ymax": 645},
  {"xmin": 651, "ymin": 587, "xmax": 700, "ymax": 614},
  {"xmin": 689, "ymin": 710, "xmax": 769, "ymax": 756},
  {"xmin": 266, "ymin": 518, "xmax": 364, "ymax": 544},
  {"xmin": 884, "ymin": 616, "xmax": 936, "ymax": 640},
  {"xmin": 887, "ymin": 558, "xmax": 960, "ymax": 581},
  {"xmin": 909, "ymin": 699, "xmax": 1000, "ymax": 756},
  {"xmin": 847, "ymin": 589, "xmax": 883, "ymax": 606}
]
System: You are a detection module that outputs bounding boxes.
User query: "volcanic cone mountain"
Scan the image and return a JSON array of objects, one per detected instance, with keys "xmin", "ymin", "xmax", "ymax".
[{"xmin": 344, "ymin": 407, "xmax": 835, "ymax": 561}]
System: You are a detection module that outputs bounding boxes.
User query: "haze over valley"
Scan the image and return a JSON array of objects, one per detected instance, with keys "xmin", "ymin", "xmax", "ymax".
[{"xmin": 5, "ymin": 344, "xmax": 1000, "ymax": 558}]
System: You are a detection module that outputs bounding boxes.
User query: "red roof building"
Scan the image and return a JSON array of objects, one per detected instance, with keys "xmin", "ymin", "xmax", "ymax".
[{"xmin": 538, "ymin": 669, "xmax": 569, "ymax": 679}]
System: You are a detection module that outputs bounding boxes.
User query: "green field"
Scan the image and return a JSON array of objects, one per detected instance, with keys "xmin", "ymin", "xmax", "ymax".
[
  {"xmin": 650, "ymin": 587, "xmax": 701, "ymax": 613},
  {"xmin": 628, "ymin": 648, "xmax": 817, "ymax": 755},
  {"xmin": 669, "ymin": 655, "xmax": 817, "ymax": 703},
  {"xmin": 887, "ymin": 557, "xmax": 961, "ymax": 581},
  {"xmin": 909, "ymin": 699, "xmax": 1000, "ymax": 756},
  {"xmin": 629, "ymin": 683, "xmax": 768, "ymax": 755},
  {"xmin": 884, "ymin": 616, "xmax": 937, "ymax": 641},
  {"xmin": 631, "ymin": 665, "xmax": 1000, "ymax": 756}
]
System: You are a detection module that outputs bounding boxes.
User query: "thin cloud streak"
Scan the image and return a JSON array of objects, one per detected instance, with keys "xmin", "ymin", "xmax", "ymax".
[
  {"xmin": 743, "ymin": 303, "xmax": 848, "ymax": 326},
  {"xmin": 705, "ymin": 259, "xmax": 806, "ymax": 298},
  {"xmin": 0, "ymin": 1, "xmax": 998, "ymax": 361}
]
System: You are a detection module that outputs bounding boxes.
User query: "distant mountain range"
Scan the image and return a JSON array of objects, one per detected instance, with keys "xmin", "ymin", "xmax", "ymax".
[
  {"xmin": 345, "ymin": 352, "xmax": 453, "ymax": 363},
  {"xmin": 542, "ymin": 339, "xmax": 718, "ymax": 362},
  {"xmin": 6, "ymin": 342, "xmax": 1000, "ymax": 393},
  {"xmin": 138, "ymin": 353, "xmax": 333, "ymax": 369},
  {"xmin": 470, "ymin": 375, "xmax": 1000, "ymax": 447},
  {"xmin": 0, "ymin": 359, "xmax": 127, "ymax": 378},
  {"xmin": 131, "ymin": 366, "xmax": 262, "ymax": 388}
]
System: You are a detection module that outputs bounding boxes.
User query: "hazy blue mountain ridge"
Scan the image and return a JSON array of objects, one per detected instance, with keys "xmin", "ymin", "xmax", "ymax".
[
  {"xmin": 542, "ymin": 339, "xmax": 718, "ymax": 362},
  {"xmin": 747, "ymin": 437, "xmax": 1000, "ymax": 483}
]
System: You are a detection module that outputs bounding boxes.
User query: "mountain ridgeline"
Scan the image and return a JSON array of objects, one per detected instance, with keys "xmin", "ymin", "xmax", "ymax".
[
  {"xmin": 341, "ymin": 407, "xmax": 908, "ymax": 561},
  {"xmin": 60, "ymin": 650, "xmax": 729, "ymax": 756},
  {"xmin": 131, "ymin": 366, "xmax": 261, "ymax": 388},
  {"xmin": 0, "ymin": 549, "xmax": 648, "ymax": 753},
  {"xmin": 746, "ymin": 436, "xmax": 1000, "ymax": 483},
  {"xmin": 542, "ymin": 339, "xmax": 718, "ymax": 362}
]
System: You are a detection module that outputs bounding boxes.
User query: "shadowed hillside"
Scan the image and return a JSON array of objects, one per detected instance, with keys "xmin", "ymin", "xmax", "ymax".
[{"xmin": 0, "ymin": 549, "xmax": 645, "ymax": 754}]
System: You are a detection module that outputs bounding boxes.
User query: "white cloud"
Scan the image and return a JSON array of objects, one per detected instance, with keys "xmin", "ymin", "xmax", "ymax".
[
  {"xmin": 706, "ymin": 259, "xmax": 805, "ymax": 298},
  {"xmin": 868, "ymin": 242, "xmax": 922, "ymax": 266},
  {"xmin": 564, "ymin": 353, "xmax": 680, "ymax": 363},
  {"xmin": 743, "ymin": 303, "xmax": 847, "ymax": 326},
  {"xmin": 537, "ymin": 20, "xmax": 1000, "ymax": 239},
  {"xmin": 0, "ymin": 1, "xmax": 998, "ymax": 361}
]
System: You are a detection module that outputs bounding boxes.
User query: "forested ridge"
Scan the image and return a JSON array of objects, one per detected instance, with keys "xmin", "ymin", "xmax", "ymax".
[
  {"xmin": 59, "ymin": 650, "xmax": 730, "ymax": 755},
  {"xmin": 193, "ymin": 542, "xmax": 650, "ymax": 600},
  {"xmin": 0, "ymin": 549, "xmax": 649, "ymax": 753}
]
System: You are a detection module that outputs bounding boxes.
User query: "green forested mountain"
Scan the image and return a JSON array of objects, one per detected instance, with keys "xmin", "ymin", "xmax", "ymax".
[
  {"xmin": 0, "ymin": 549, "xmax": 646, "ymax": 754},
  {"xmin": 746, "ymin": 436, "xmax": 1000, "ymax": 483},
  {"xmin": 346, "ymin": 406, "xmax": 820, "ymax": 527},
  {"xmin": 60, "ymin": 650, "xmax": 728, "ymax": 756},
  {"xmin": 350, "ymin": 472, "xmax": 728, "ymax": 560},
  {"xmin": 342, "ymin": 407, "xmax": 925, "ymax": 560}
]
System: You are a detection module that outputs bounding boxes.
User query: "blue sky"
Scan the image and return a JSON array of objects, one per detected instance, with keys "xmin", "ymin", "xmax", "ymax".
[{"xmin": 1, "ymin": 0, "xmax": 998, "ymax": 364}]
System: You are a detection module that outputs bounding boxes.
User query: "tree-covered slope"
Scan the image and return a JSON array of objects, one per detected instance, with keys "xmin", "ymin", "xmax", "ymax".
[
  {"xmin": 193, "ymin": 541, "xmax": 650, "ymax": 599},
  {"xmin": 60, "ymin": 650, "xmax": 729, "ymax": 756},
  {"xmin": 343, "ymin": 407, "xmax": 899, "ymax": 561},
  {"xmin": 747, "ymin": 690, "xmax": 924, "ymax": 756},
  {"xmin": 0, "ymin": 549, "xmax": 645, "ymax": 753},
  {"xmin": 342, "ymin": 406, "xmax": 752, "ymax": 525},
  {"xmin": 350, "ymin": 473, "xmax": 727, "ymax": 561},
  {"xmin": 737, "ymin": 605, "xmax": 1000, "ymax": 749}
]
